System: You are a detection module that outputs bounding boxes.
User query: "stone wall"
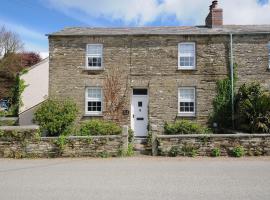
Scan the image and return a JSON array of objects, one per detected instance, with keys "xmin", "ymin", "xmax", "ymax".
[
  {"xmin": 157, "ymin": 134, "xmax": 270, "ymax": 157},
  {"xmin": 0, "ymin": 126, "xmax": 128, "ymax": 158},
  {"xmin": 49, "ymin": 34, "xmax": 270, "ymax": 135},
  {"xmin": 0, "ymin": 117, "xmax": 18, "ymax": 126}
]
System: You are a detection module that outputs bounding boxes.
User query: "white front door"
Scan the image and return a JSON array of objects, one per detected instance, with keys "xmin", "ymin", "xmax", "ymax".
[{"xmin": 131, "ymin": 89, "xmax": 148, "ymax": 137}]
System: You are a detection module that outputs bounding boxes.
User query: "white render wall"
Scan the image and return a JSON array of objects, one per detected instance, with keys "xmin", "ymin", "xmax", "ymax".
[{"xmin": 20, "ymin": 58, "xmax": 49, "ymax": 114}]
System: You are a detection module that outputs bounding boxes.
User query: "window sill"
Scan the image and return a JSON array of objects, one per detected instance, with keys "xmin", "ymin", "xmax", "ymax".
[
  {"xmin": 82, "ymin": 68, "xmax": 105, "ymax": 71},
  {"xmin": 83, "ymin": 114, "xmax": 103, "ymax": 117},
  {"xmin": 177, "ymin": 67, "xmax": 197, "ymax": 71},
  {"xmin": 177, "ymin": 113, "xmax": 196, "ymax": 117}
]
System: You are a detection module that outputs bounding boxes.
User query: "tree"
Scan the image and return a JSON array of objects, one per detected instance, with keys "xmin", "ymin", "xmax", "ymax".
[
  {"xmin": 0, "ymin": 26, "xmax": 41, "ymax": 99},
  {"xmin": 19, "ymin": 52, "xmax": 42, "ymax": 68},
  {"xmin": 103, "ymin": 67, "xmax": 128, "ymax": 123},
  {"xmin": 0, "ymin": 26, "xmax": 23, "ymax": 57}
]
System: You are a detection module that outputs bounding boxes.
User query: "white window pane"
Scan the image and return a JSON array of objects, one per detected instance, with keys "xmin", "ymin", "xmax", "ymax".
[
  {"xmin": 87, "ymin": 44, "xmax": 102, "ymax": 55},
  {"xmin": 180, "ymin": 44, "xmax": 195, "ymax": 54},
  {"xmin": 88, "ymin": 88, "xmax": 101, "ymax": 99},
  {"xmin": 178, "ymin": 87, "xmax": 195, "ymax": 114},
  {"xmin": 180, "ymin": 88, "xmax": 194, "ymax": 100},
  {"xmin": 179, "ymin": 43, "xmax": 195, "ymax": 68}
]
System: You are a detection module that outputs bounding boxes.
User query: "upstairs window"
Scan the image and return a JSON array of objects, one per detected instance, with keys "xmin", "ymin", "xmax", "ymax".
[
  {"xmin": 86, "ymin": 44, "xmax": 103, "ymax": 69},
  {"xmin": 268, "ymin": 42, "xmax": 270, "ymax": 68},
  {"xmin": 178, "ymin": 87, "xmax": 196, "ymax": 116},
  {"xmin": 85, "ymin": 87, "xmax": 102, "ymax": 115},
  {"xmin": 178, "ymin": 43, "xmax": 196, "ymax": 70}
]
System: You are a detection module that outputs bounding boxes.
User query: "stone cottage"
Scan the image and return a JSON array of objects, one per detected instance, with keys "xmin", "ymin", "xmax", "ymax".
[{"xmin": 48, "ymin": 1, "xmax": 270, "ymax": 137}]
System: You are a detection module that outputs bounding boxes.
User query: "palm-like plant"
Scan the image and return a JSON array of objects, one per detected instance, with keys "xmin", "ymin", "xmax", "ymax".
[{"xmin": 235, "ymin": 82, "xmax": 270, "ymax": 133}]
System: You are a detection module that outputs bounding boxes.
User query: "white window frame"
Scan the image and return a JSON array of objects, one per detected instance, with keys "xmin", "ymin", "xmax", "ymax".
[
  {"xmin": 178, "ymin": 42, "xmax": 196, "ymax": 70},
  {"xmin": 178, "ymin": 87, "xmax": 196, "ymax": 117},
  {"xmin": 268, "ymin": 42, "xmax": 270, "ymax": 69},
  {"xmin": 86, "ymin": 44, "xmax": 103, "ymax": 70},
  {"xmin": 85, "ymin": 87, "xmax": 103, "ymax": 115}
]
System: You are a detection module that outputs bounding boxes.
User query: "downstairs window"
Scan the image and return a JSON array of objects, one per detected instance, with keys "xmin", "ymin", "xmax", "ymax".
[
  {"xmin": 85, "ymin": 87, "xmax": 102, "ymax": 115},
  {"xmin": 178, "ymin": 87, "xmax": 196, "ymax": 116}
]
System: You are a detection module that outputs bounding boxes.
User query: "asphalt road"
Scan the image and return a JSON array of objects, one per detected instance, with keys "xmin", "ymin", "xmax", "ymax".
[{"xmin": 0, "ymin": 157, "xmax": 270, "ymax": 200}]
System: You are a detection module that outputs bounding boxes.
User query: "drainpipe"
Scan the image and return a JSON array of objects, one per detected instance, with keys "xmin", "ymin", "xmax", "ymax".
[{"xmin": 230, "ymin": 33, "xmax": 235, "ymax": 129}]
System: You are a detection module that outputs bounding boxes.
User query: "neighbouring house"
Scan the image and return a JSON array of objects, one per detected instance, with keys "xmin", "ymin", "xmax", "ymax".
[
  {"xmin": 19, "ymin": 58, "xmax": 49, "ymax": 125},
  {"xmin": 47, "ymin": 1, "xmax": 270, "ymax": 137}
]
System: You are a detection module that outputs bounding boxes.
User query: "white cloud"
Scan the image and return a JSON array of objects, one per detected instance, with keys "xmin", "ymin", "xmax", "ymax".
[
  {"xmin": 24, "ymin": 42, "xmax": 48, "ymax": 58},
  {"xmin": 45, "ymin": 0, "xmax": 270, "ymax": 25},
  {"xmin": 0, "ymin": 20, "xmax": 48, "ymax": 57},
  {"xmin": 0, "ymin": 19, "xmax": 45, "ymax": 40}
]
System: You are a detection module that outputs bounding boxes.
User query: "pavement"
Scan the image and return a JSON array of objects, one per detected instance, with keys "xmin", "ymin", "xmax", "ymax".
[{"xmin": 0, "ymin": 157, "xmax": 270, "ymax": 200}]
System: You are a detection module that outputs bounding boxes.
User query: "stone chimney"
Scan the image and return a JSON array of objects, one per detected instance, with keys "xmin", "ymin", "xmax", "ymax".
[{"xmin": 205, "ymin": 1, "xmax": 223, "ymax": 28}]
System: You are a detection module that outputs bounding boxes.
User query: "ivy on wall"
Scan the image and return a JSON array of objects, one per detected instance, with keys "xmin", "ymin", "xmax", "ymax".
[{"xmin": 10, "ymin": 73, "xmax": 28, "ymax": 116}]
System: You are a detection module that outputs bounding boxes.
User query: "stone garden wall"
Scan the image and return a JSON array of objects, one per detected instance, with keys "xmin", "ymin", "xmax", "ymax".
[
  {"xmin": 157, "ymin": 134, "xmax": 270, "ymax": 157},
  {"xmin": 0, "ymin": 126, "xmax": 128, "ymax": 158}
]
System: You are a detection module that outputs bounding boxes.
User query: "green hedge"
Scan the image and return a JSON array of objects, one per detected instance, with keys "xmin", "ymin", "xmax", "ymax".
[
  {"xmin": 164, "ymin": 120, "xmax": 209, "ymax": 135},
  {"xmin": 78, "ymin": 120, "xmax": 122, "ymax": 136}
]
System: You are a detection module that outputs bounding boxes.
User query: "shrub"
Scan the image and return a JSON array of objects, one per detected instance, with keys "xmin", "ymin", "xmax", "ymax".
[
  {"xmin": 169, "ymin": 146, "xmax": 181, "ymax": 157},
  {"xmin": 128, "ymin": 128, "xmax": 134, "ymax": 143},
  {"xmin": 235, "ymin": 82, "xmax": 270, "ymax": 133},
  {"xmin": 211, "ymin": 78, "xmax": 233, "ymax": 128},
  {"xmin": 232, "ymin": 145, "xmax": 245, "ymax": 157},
  {"xmin": 211, "ymin": 147, "xmax": 221, "ymax": 157},
  {"xmin": 182, "ymin": 144, "xmax": 198, "ymax": 157},
  {"xmin": 126, "ymin": 143, "xmax": 134, "ymax": 157},
  {"xmin": 78, "ymin": 120, "xmax": 122, "ymax": 136},
  {"xmin": 168, "ymin": 145, "xmax": 198, "ymax": 157},
  {"xmin": 211, "ymin": 64, "xmax": 237, "ymax": 129},
  {"xmin": 34, "ymin": 99, "xmax": 78, "ymax": 136},
  {"xmin": 146, "ymin": 132, "xmax": 152, "ymax": 146},
  {"xmin": 164, "ymin": 120, "xmax": 209, "ymax": 135}
]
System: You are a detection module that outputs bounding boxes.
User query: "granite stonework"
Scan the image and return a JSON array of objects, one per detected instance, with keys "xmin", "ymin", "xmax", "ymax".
[
  {"xmin": 0, "ymin": 126, "xmax": 128, "ymax": 158},
  {"xmin": 49, "ymin": 34, "xmax": 270, "ymax": 135},
  {"xmin": 157, "ymin": 134, "xmax": 270, "ymax": 157}
]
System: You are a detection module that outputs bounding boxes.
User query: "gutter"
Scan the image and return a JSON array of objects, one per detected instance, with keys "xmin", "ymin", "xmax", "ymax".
[
  {"xmin": 46, "ymin": 31, "xmax": 270, "ymax": 37},
  {"xmin": 229, "ymin": 33, "xmax": 235, "ymax": 129}
]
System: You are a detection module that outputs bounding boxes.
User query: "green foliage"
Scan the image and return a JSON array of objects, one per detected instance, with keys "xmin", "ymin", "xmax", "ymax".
[
  {"xmin": 181, "ymin": 144, "xmax": 198, "ymax": 157},
  {"xmin": 34, "ymin": 99, "xmax": 78, "ymax": 136},
  {"xmin": 55, "ymin": 135, "xmax": 68, "ymax": 152},
  {"xmin": 0, "ymin": 111, "xmax": 6, "ymax": 117},
  {"xmin": 232, "ymin": 145, "xmax": 245, "ymax": 157},
  {"xmin": 0, "ymin": 129, "xmax": 3, "ymax": 137},
  {"xmin": 10, "ymin": 74, "xmax": 28, "ymax": 116},
  {"xmin": 235, "ymin": 82, "xmax": 270, "ymax": 133},
  {"xmin": 211, "ymin": 78, "xmax": 233, "ymax": 128},
  {"xmin": 126, "ymin": 143, "xmax": 134, "ymax": 157},
  {"xmin": 168, "ymin": 144, "xmax": 198, "ymax": 157},
  {"xmin": 169, "ymin": 146, "xmax": 181, "ymax": 157},
  {"xmin": 78, "ymin": 120, "xmax": 122, "ymax": 136},
  {"xmin": 128, "ymin": 128, "xmax": 134, "ymax": 143},
  {"xmin": 211, "ymin": 64, "xmax": 237, "ymax": 129},
  {"xmin": 98, "ymin": 151, "xmax": 110, "ymax": 158},
  {"xmin": 146, "ymin": 132, "xmax": 152, "ymax": 146},
  {"xmin": 211, "ymin": 147, "xmax": 221, "ymax": 157},
  {"xmin": 164, "ymin": 120, "xmax": 209, "ymax": 135},
  {"xmin": 118, "ymin": 143, "xmax": 134, "ymax": 157}
]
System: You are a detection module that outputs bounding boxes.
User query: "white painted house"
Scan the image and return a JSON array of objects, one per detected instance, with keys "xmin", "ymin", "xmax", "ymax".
[{"xmin": 19, "ymin": 58, "xmax": 49, "ymax": 125}]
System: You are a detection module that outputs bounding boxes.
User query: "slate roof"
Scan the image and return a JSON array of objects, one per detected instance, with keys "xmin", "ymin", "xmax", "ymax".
[{"xmin": 48, "ymin": 25, "xmax": 270, "ymax": 36}]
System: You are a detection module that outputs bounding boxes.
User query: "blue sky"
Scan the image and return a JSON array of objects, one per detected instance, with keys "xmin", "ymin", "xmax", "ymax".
[{"xmin": 0, "ymin": 0, "xmax": 269, "ymax": 58}]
